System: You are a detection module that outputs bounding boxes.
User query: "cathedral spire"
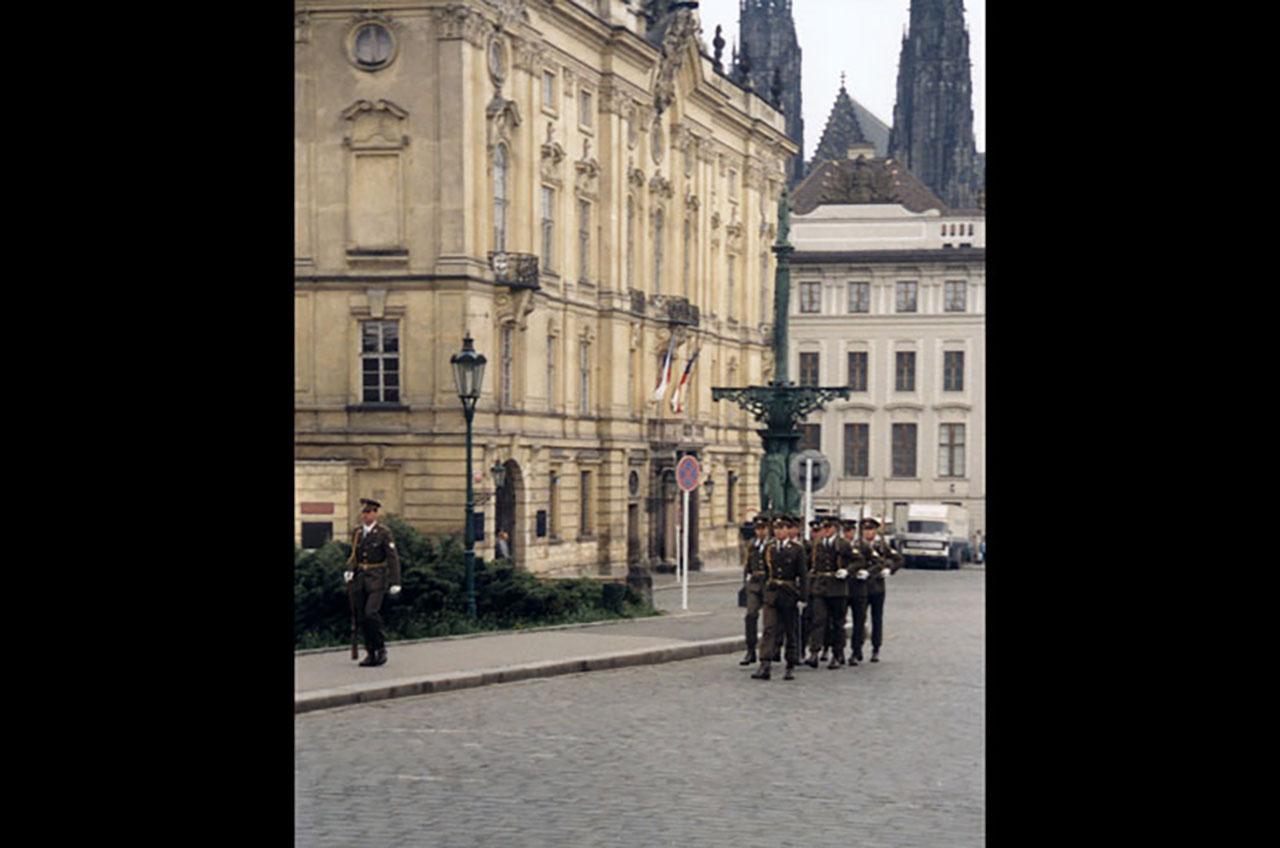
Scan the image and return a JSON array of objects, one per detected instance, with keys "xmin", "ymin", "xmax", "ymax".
[
  {"xmin": 889, "ymin": 0, "xmax": 980, "ymax": 208},
  {"xmin": 737, "ymin": 0, "xmax": 804, "ymax": 185}
]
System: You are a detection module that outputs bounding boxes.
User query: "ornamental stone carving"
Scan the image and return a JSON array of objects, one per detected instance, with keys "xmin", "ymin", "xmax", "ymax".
[
  {"xmin": 649, "ymin": 171, "xmax": 674, "ymax": 199},
  {"xmin": 486, "ymin": 93, "xmax": 522, "ymax": 152},
  {"xmin": 341, "ymin": 99, "xmax": 410, "ymax": 149},
  {"xmin": 652, "ymin": 9, "xmax": 700, "ymax": 116},
  {"xmin": 541, "ymin": 121, "xmax": 566, "ymax": 181},
  {"xmin": 574, "ymin": 139, "xmax": 600, "ymax": 195},
  {"xmin": 434, "ymin": 5, "xmax": 492, "ymax": 48}
]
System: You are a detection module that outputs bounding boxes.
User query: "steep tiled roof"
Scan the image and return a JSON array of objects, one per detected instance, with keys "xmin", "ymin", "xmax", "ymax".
[{"xmin": 791, "ymin": 155, "xmax": 948, "ymax": 216}]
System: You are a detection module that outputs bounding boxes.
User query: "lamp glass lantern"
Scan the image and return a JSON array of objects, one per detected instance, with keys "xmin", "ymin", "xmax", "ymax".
[{"xmin": 451, "ymin": 332, "xmax": 487, "ymax": 411}]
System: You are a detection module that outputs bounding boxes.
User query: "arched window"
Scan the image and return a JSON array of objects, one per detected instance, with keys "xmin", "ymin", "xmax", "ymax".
[{"xmin": 493, "ymin": 144, "xmax": 508, "ymax": 251}]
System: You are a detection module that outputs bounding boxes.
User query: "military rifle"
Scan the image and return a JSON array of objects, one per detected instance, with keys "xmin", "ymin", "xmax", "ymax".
[{"xmin": 346, "ymin": 530, "xmax": 359, "ymax": 660}]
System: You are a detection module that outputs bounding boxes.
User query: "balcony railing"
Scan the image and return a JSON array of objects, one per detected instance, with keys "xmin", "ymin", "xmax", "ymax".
[{"xmin": 488, "ymin": 251, "xmax": 541, "ymax": 289}]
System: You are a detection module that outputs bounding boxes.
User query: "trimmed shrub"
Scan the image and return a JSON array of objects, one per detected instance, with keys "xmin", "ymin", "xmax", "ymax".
[{"xmin": 294, "ymin": 515, "xmax": 658, "ymax": 649}]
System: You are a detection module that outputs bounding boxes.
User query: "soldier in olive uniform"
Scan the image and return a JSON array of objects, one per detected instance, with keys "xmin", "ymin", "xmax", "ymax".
[
  {"xmin": 752, "ymin": 516, "xmax": 808, "ymax": 681},
  {"xmin": 799, "ymin": 518, "xmax": 821, "ymax": 652},
  {"xmin": 739, "ymin": 515, "xmax": 772, "ymax": 666},
  {"xmin": 854, "ymin": 517, "xmax": 903, "ymax": 663},
  {"xmin": 344, "ymin": 498, "xmax": 402, "ymax": 667},
  {"xmin": 806, "ymin": 517, "xmax": 850, "ymax": 669},
  {"xmin": 840, "ymin": 519, "xmax": 867, "ymax": 665}
]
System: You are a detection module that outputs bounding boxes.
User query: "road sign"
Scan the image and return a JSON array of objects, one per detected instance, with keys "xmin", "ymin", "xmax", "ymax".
[
  {"xmin": 789, "ymin": 450, "xmax": 830, "ymax": 492},
  {"xmin": 676, "ymin": 455, "xmax": 702, "ymax": 492}
]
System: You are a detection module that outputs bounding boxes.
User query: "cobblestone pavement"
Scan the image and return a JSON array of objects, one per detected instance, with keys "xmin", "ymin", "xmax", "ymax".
[{"xmin": 295, "ymin": 569, "xmax": 984, "ymax": 847}]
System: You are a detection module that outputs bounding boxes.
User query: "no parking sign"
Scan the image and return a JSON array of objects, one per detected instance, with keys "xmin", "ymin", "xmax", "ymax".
[{"xmin": 676, "ymin": 455, "xmax": 701, "ymax": 492}]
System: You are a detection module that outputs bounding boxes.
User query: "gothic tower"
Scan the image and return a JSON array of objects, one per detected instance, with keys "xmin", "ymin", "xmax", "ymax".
[
  {"xmin": 888, "ymin": 0, "xmax": 979, "ymax": 209},
  {"xmin": 736, "ymin": 0, "xmax": 803, "ymax": 186}
]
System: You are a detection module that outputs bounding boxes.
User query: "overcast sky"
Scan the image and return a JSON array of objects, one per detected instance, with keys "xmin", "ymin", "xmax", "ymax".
[{"xmin": 694, "ymin": 0, "xmax": 985, "ymax": 157}]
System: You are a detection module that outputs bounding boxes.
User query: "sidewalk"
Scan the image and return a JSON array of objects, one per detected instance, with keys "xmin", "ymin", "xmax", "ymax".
[{"xmin": 295, "ymin": 568, "xmax": 747, "ymax": 714}]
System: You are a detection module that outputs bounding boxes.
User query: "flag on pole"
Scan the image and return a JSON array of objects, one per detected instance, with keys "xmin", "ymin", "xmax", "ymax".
[
  {"xmin": 652, "ymin": 336, "xmax": 676, "ymax": 402},
  {"xmin": 670, "ymin": 347, "xmax": 701, "ymax": 413}
]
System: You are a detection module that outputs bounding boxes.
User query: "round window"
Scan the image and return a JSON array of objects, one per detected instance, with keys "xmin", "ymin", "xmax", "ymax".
[{"xmin": 350, "ymin": 22, "xmax": 395, "ymax": 70}]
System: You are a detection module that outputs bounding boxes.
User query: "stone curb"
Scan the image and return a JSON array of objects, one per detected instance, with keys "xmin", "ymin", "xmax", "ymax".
[
  {"xmin": 295, "ymin": 635, "xmax": 746, "ymax": 715},
  {"xmin": 294, "ymin": 610, "xmax": 714, "ymax": 657}
]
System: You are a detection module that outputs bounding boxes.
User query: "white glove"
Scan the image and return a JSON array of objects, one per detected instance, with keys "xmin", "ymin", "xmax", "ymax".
[
  {"xmin": 856, "ymin": 569, "xmax": 869, "ymax": 580},
  {"xmin": 389, "ymin": 584, "xmax": 401, "ymax": 596},
  {"xmin": 879, "ymin": 569, "xmax": 890, "ymax": 579},
  {"xmin": 344, "ymin": 571, "xmax": 354, "ymax": 583},
  {"xmin": 835, "ymin": 569, "xmax": 849, "ymax": 579}
]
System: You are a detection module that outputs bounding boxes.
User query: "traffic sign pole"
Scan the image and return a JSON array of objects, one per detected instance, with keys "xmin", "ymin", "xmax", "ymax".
[
  {"xmin": 681, "ymin": 488, "xmax": 689, "ymax": 610},
  {"xmin": 804, "ymin": 458, "xmax": 814, "ymax": 540}
]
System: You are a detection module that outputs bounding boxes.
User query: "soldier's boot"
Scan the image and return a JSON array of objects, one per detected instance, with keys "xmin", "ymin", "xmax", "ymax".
[
  {"xmin": 358, "ymin": 652, "xmax": 379, "ymax": 667},
  {"xmin": 870, "ymin": 647, "xmax": 880, "ymax": 663},
  {"xmin": 805, "ymin": 649, "xmax": 820, "ymax": 669},
  {"xmin": 837, "ymin": 653, "xmax": 847, "ymax": 665},
  {"xmin": 751, "ymin": 660, "xmax": 772, "ymax": 680},
  {"xmin": 739, "ymin": 649, "xmax": 757, "ymax": 666},
  {"xmin": 783, "ymin": 663, "xmax": 795, "ymax": 681},
  {"xmin": 828, "ymin": 653, "xmax": 842, "ymax": 670},
  {"xmin": 820, "ymin": 647, "xmax": 829, "ymax": 663},
  {"xmin": 374, "ymin": 648, "xmax": 388, "ymax": 666}
]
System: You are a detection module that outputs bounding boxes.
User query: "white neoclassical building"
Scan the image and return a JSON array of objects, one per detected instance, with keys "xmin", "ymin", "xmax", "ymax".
[{"xmin": 786, "ymin": 149, "xmax": 985, "ymax": 535}]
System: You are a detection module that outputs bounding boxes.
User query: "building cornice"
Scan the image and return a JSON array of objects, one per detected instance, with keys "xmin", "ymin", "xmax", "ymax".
[{"xmin": 793, "ymin": 248, "xmax": 985, "ymax": 264}]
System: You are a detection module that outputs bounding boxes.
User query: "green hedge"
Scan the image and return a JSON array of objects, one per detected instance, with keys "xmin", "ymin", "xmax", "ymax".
[{"xmin": 295, "ymin": 516, "xmax": 657, "ymax": 650}]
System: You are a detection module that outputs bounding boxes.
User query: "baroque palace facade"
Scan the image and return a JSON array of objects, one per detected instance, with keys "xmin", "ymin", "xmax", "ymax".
[{"xmin": 294, "ymin": 0, "xmax": 796, "ymax": 575}]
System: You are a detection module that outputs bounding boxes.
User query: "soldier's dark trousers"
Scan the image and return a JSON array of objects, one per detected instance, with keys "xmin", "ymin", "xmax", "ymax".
[
  {"xmin": 744, "ymin": 589, "xmax": 764, "ymax": 654},
  {"xmin": 850, "ymin": 592, "xmax": 868, "ymax": 658},
  {"xmin": 760, "ymin": 593, "xmax": 801, "ymax": 667},
  {"xmin": 866, "ymin": 591, "xmax": 886, "ymax": 649},
  {"xmin": 810, "ymin": 596, "xmax": 846, "ymax": 656},
  {"xmin": 354, "ymin": 567, "xmax": 389, "ymax": 654}
]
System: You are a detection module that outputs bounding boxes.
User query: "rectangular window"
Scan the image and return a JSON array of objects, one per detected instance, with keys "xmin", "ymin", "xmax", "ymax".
[
  {"xmin": 541, "ymin": 187, "xmax": 555, "ymax": 271},
  {"xmin": 847, "ymin": 351, "xmax": 867, "ymax": 392},
  {"xmin": 799, "ymin": 352, "xmax": 820, "ymax": 387},
  {"xmin": 800, "ymin": 424, "xmax": 821, "ymax": 453},
  {"xmin": 580, "ymin": 471, "xmax": 592, "ymax": 535},
  {"xmin": 501, "ymin": 325, "xmax": 513, "ymax": 407},
  {"xmin": 579, "ymin": 89, "xmax": 593, "ymax": 129},
  {"xmin": 843, "ymin": 423, "xmax": 869, "ymax": 477},
  {"xmin": 945, "ymin": 281, "xmax": 967, "ymax": 312},
  {"xmin": 727, "ymin": 255, "xmax": 736, "ymax": 319},
  {"xmin": 541, "ymin": 70, "xmax": 556, "ymax": 111},
  {"xmin": 799, "ymin": 281, "xmax": 821, "ymax": 313},
  {"xmin": 847, "ymin": 282, "xmax": 870, "ymax": 313},
  {"xmin": 939, "ymin": 423, "xmax": 966, "ymax": 477},
  {"xmin": 547, "ymin": 336, "xmax": 556, "ymax": 410},
  {"xmin": 944, "ymin": 351, "xmax": 965, "ymax": 392},
  {"xmin": 895, "ymin": 351, "xmax": 915, "ymax": 392},
  {"xmin": 300, "ymin": 522, "xmax": 333, "ymax": 550},
  {"xmin": 360, "ymin": 320, "xmax": 400, "ymax": 403},
  {"xmin": 549, "ymin": 472, "xmax": 560, "ymax": 539},
  {"xmin": 892, "ymin": 423, "xmax": 917, "ymax": 478},
  {"xmin": 579, "ymin": 341, "xmax": 590, "ymax": 415},
  {"xmin": 578, "ymin": 199, "xmax": 591, "ymax": 282},
  {"xmin": 896, "ymin": 281, "xmax": 918, "ymax": 313}
]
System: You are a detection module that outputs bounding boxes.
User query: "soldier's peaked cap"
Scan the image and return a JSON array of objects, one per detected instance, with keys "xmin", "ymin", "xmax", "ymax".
[
  {"xmin": 360, "ymin": 498, "xmax": 382, "ymax": 511},
  {"xmin": 860, "ymin": 517, "xmax": 880, "ymax": 529}
]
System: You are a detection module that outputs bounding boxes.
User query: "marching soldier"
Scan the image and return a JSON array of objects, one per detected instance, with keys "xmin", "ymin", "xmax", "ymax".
[
  {"xmin": 840, "ymin": 519, "xmax": 866, "ymax": 665},
  {"xmin": 806, "ymin": 517, "xmax": 849, "ymax": 669},
  {"xmin": 739, "ymin": 514, "xmax": 772, "ymax": 666},
  {"xmin": 799, "ymin": 518, "xmax": 821, "ymax": 651},
  {"xmin": 752, "ymin": 515, "xmax": 808, "ymax": 681},
  {"xmin": 344, "ymin": 498, "xmax": 402, "ymax": 667},
  {"xmin": 855, "ymin": 516, "xmax": 903, "ymax": 663}
]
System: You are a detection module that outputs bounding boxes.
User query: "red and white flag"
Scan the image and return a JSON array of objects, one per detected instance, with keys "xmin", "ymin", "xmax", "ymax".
[
  {"xmin": 652, "ymin": 336, "xmax": 676, "ymax": 403},
  {"xmin": 670, "ymin": 348, "xmax": 701, "ymax": 414}
]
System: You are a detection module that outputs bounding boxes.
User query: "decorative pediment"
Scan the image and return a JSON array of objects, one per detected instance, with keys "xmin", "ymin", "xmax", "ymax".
[
  {"xmin": 541, "ymin": 121, "xmax": 565, "ymax": 180},
  {"xmin": 652, "ymin": 8, "xmax": 700, "ymax": 116},
  {"xmin": 341, "ymin": 99, "xmax": 409, "ymax": 148},
  {"xmin": 486, "ymin": 93, "xmax": 522, "ymax": 151},
  {"xmin": 649, "ymin": 171, "xmax": 674, "ymax": 199},
  {"xmin": 574, "ymin": 139, "xmax": 600, "ymax": 194}
]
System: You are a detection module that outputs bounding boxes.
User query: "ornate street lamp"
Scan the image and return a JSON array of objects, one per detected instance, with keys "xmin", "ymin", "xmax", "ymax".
[{"xmin": 451, "ymin": 332, "xmax": 487, "ymax": 619}]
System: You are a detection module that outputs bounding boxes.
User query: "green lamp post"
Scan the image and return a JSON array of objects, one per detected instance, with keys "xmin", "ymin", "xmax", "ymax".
[
  {"xmin": 712, "ymin": 193, "xmax": 850, "ymax": 514},
  {"xmin": 451, "ymin": 332, "xmax": 486, "ymax": 620}
]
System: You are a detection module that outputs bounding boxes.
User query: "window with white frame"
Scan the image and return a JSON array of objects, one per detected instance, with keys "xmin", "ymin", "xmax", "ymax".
[
  {"xmin": 579, "ymin": 88, "xmax": 593, "ymax": 129},
  {"xmin": 892, "ymin": 423, "xmax": 917, "ymax": 477},
  {"xmin": 847, "ymin": 351, "xmax": 867, "ymax": 392},
  {"xmin": 944, "ymin": 351, "xmax": 964, "ymax": 392},
  {"xmin": 896, "ymin": 281, "xmax": 918, "ymax": 312},
  {"xmin": 939, "ymin": 423, "xmax": 965, "ymax": 477},
  {"xmin": 895, "ymin": 351, "xmax": 916, "ymax": 392},
  {"xmin": 848, "ymin": 281, "xmax": 870, "ymax": 313},
  {"xmin": 799, "ymin": 281, "xmax": 821, "ymax": 313},
  {"xmin": 944, "ymin": 281, "xmax": 967, "ymax": 312},
  {"xmin": 360, "ymin": 320, "xmax": 400, "ymax": 403},
  {"xmin": 541, "ymin": 70, "xmax": 556, "ymax": 112}
]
